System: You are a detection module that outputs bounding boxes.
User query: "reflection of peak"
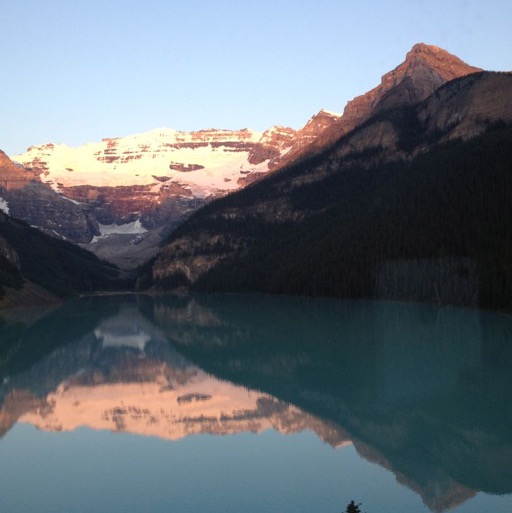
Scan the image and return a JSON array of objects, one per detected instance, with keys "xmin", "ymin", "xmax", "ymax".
[
  {"xmin": 94, "ymin": 327, "xmax": 151, "ymax": 351},
  {"xmin": 0, "ymin": 303, "xmax": 351, "ymax": 447},
  {"xmin": 3, "ymin": 294, "xmax": 511, "ymax": 513},
  {"xmin": 154, "ymin": 298, "xmax": 223, "ymax": 327},
  {"xmin": 353, "ymin": 437, "xmax": 476, "ymax": 512},
  {"xmin": 0, "ymin": 389, "xmax": 42, "ymax": 438},
  {"xmin": 92, "ymin": 305, "xmax": 166, "ymax": 351},
  {"xmin": 14, "ymin": 358, "xmax": 350, "ymax": 447}
]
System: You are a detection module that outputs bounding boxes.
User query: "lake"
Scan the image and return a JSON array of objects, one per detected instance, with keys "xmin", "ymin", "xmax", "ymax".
[{"xmin": 0, "ymin": 293, "xmax": 511, "ymax": 513}]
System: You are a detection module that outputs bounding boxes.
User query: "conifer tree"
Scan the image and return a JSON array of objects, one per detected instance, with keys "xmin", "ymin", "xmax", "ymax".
[{"xmin": 344, "ymin": 500, "xmax": 362, "ymax": 513}]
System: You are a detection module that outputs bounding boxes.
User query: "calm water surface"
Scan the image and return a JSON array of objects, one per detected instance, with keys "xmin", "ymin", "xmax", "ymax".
[{"xmin": 0, "ymin": 294, "xmax": 511, "ymax": 513}]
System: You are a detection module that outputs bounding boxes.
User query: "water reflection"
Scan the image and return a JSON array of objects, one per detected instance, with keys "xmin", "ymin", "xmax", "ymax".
[
  {"xmin": 1, "ymin": 294, "xmax": 512, "ymax": 513},
  {"xmin": 147, "ymin": 295, "xmax": 512, "ymax": 512},
  {"xmin": 0, "ymin": 300, "xmax": 347, "ymax": 445}
]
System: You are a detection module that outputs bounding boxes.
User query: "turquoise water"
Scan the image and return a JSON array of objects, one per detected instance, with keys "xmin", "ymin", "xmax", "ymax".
[{"xmin": 0, "ymin": 294, "xmax": 511, "ymax": 513}]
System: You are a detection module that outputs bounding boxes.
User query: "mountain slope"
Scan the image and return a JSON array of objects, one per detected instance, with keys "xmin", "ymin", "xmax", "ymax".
[
  {"xmin": 0, "ymin": 149, "xmax": 103, "ymax": 244},
  {"xmin": 0, "ymin": 208, "xmax": 130, "ymax": 306},
  {"xmin": 148, "ymin": 71, "xmax": 512, "ymax": 310}
]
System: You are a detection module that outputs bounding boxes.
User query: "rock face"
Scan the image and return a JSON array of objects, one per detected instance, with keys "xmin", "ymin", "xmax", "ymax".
[
  {"xmin": 0, "ymin": 151, "xmax": 96, "ymax": 243},
  {"xmin": 269, "ymin": 109, "xmax": 341, "ymax": 169},
  {"xmin": 0, "ymin": 150, "xmax": 39, "ymax": 190},
  {"xmin": 417, "ymin": 71, "xmax": 512, "ymax": 141},
  {"xmin": 330, "ymin": 71, "xmax": 512, "ymax": 161},
  {"xmin": 248, "ymin": 125, "xmax": 296, "ymax": 165},
  {"xmin": 345, "ymin": 43, "xmax": 482, "ymax": 121}
]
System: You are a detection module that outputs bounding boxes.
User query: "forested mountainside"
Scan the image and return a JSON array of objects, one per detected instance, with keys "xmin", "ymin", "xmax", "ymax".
[
  {"xmin": 0, "ymin": 212, "xmax": 132, "ymax": 307},
  {"xmin": 148, "ymin": 72, "xmax": 512, "ymax": 311}
]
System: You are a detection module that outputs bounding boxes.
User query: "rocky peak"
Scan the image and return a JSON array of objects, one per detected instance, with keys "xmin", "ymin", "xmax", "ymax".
[
  {"xmin": 258, "ymin": 125, "xmax": 296, "ymax": 147},
  {"xmin": 0, "ymin": 150, "xmax": 39, "ymax": 190},
  {"xmin": 277, "ymin": 44, "xmax": 483, "ymax": 167},
  {"xmin": 300, "ymin": 109, "xmax": 342, "ymax": 137},
  {"xmin": 405, "ymin": 42, "xmax": 477, "ymax": 77},
  {"xmin": 343, "ymin": 43, "xmax": 482, "ymax": 125},
  {"xmin": 248, "ymin": 126, "xmax": 296, "ymax": 166},
  {"xmin": 268, "ymin": 109, "xmax": 341, "ymax": 169}
]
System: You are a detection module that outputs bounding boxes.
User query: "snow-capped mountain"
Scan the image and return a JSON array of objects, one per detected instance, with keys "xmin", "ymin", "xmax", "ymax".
[
  {"xmin": 14, "ymin": 127, "xmax": 293, "ymax": 195},
  {"xmin": 2, "ymin": 43, "xmax": 483, "ymax": 271},
  {"xmin": 6, "ymin": 126, "xmax": 296, "ymax": 268}
]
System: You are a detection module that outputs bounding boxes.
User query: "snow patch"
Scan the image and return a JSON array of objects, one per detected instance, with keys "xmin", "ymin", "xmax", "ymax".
[
  {"xmin": 52, "ymin": 230, "xmax": 66, "ymax": 239},
  {"xmin": 320, "ymin": 108, "xmax": 341, "ymax": 118},
  {"xmin": 94, "ymin": 327, "xmax": 151, "ymax": 351},
  {"xmin": 0, "ymin": 198, "xmax": 9, "ymax": 215},
  {"xmin": 97, "ymin": 219, "xmax": 147, "ymax": 237},
  {"xmin": 60, "ymin": 195, "xmax": 81, "ymax": 205},
  {"xmin": 99, "ymin": 220, "xmax": 147, "ymax": 236}
]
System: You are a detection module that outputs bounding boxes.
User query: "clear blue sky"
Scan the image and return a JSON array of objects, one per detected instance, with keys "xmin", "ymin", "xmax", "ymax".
[{"xmin": 2, "ymin": 0, "xmax": 511, "ymax": 155}]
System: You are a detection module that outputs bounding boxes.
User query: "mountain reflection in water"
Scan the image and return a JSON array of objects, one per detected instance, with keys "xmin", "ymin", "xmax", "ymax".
[{"xmin": 1, "ymin": 294, "xmax": 512, "ymax": 513}]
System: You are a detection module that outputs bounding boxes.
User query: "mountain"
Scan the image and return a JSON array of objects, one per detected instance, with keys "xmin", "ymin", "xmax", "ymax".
[
  {"xmin": 3, "ymin": 42, "xmax": 504, "ymax": 307},
  {"xmin": 147, "ymin": 68, "xmax": 512, "ymax": 310},
  {"xmin": 272, "ymin": 43, "xmax": 482, "ymax": 168},
  {"xmin": 6, "ymin": 43, "xmax": 478, "ymax": 272},
  {"xmin": 0, "ymin": 149, "xmax": 103, "ymax": 245},
  {"xmin": 0, "ymin": 158, "xmax": 131, "ymax": 306},
  {"xmin": 341, "ymin": 42, "xmax": 482, "ymax": 125},
  {"xmin": 0, "ymin": 149, "xmax": 39, "ymax": 189},
  {"xmin": 0, "ymin": 215, "xmax": 130, "ymax": 307},
  {"xmin": 8, "ymin": 127, "xmax": 296, "ymax": 269}
]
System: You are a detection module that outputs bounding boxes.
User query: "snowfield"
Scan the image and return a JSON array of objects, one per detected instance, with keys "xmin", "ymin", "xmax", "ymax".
[{"xmin": 12, "ymin": 127, "xmax": 275, "ymax": 195}]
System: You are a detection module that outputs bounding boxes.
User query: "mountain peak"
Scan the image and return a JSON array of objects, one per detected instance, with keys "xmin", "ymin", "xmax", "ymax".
[
  {"xmin": 339, "ymin": 43, "xmax": 482, "ymax": 127},
  {"xmin": 0, "ymin": 150, "xmax": 39, "ymax": 190},
  {"xmin": 408, "ymin": 42, "xmax": 444, "ymax": 56},
  {"xmin": 260, "ymin": 44, "xmax": 483, "ymax": 171},
  {"xmin": 401, "ymin": 42, "xmax": 482, "ymax": 81}
]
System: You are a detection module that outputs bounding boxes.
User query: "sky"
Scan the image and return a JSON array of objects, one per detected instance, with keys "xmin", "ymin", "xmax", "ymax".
[{"xmin": 1, "ymin": 0, "xmax": 511, "ymax": 155}]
